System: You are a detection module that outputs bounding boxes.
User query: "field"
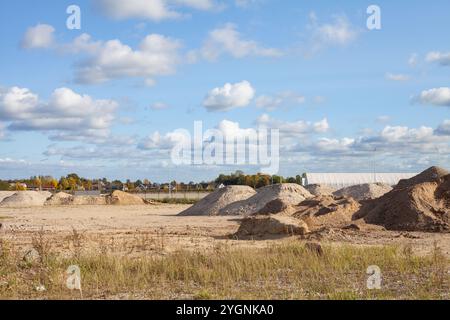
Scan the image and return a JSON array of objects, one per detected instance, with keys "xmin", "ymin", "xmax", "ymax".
[{"xmin": 0, "ymin": 204, "xmax": 449, "ymax": 300}]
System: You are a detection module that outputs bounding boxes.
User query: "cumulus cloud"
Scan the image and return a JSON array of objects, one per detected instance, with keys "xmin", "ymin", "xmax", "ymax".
[
  {"xmin": 306, "ymin": 13, "xmax": 359, "ymax": 55},
  {"xmin": 199, "ymin": 23, "xmax": 283, "ymax": 61},
  {"xmin": 415, "ymin": 87, "xmax": 450, "ymax": 107},
  {"xmin": 256, "ymin": 114, "xmax": 329, "ymax": 136},
  {"xmin": 203, "ymin": 81, "xmax": 255, "ymax": 112},
  {"xmin": 21, "ymin": 24, "xmax": 55, "ymax": 49},
  {"xmin": 93, "ymin": 0, "xmax": 219, "ymax": 21},
  {"xmin": 138, "ymin": 130, "xmax": 190, "ymax": 150},
  {"xmin": 436, "ymin": 120, "xmax": 450, "ymax": 136},
  {"xmin": 426, "ymin": 51, "xmax": 450, "ymax": 66},
  {"xmin": 385, "ymin": 73, "xmax": 410, "ymax": 81},
  {"xmin": 66, "ymin": 33, "xmax": 182, "ymax": 84},
  {"xmin": 255, "ymin": 92, "xmax": 305, "ymax": 111},
  {"xmin": 0, "ymin": 86, "xmax": 118, "ymax": 142}
]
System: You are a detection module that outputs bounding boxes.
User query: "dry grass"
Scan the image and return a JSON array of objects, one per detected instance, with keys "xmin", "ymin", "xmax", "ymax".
[{"xmin": 0, "ymin": 232, "xmax": 449, "ymax": 300}]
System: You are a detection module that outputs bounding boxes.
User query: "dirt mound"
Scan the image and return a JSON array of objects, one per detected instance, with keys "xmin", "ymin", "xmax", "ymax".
[
  {"xmin": 395, "ymin": 166, "xmax": 449, "ymax": 190},
  {"xmin": 305, "ymin": 184, "xmax": 336, "ymax": 197},
  {"xmin": 179, "ymin": 186, "xmax": 256, "ymax": 216},
  {"xmin": 0, "ymin": 191, "xmax": 51, "ymax": 208},
  {"xmin": 109, "ymin": 191, "xmax": 146, "ymax": 205},
  {"xmin": 0, "ymin": 191, "xmax": 15, "ymax": 203},
  {"xmin": 355, "ymin": 168, "xmax": 450, "ymax": 232},
  {"xmin": 45, "ymin": 192, "xmax": 74, "ymax": 206},
  {"xmin": 71, "ymin": 196, "xmax": 108, "ymax": 206},
  {"xmin": 333, "ymin": 183, "xmax": 392, "ymax": 201},
  {"xmin": 292, "ymin": 195, "xmax": 361, "ymax": 231},
  {"xmin": 235, "ymin": 215, "xmax": 309, "ymax": 239},
  {"xmin": 257, "ymin": 199, "xmax": 296, "ymax": 215},
  {"xmin": 220, "ymin": 184, "xmax": 313, "ymax": 216}
]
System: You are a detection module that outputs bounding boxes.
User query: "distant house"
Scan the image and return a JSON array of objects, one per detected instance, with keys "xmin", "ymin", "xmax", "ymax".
[{"xmin": 302, "ymin": 173, "xmax": 418, "ymax": 189}]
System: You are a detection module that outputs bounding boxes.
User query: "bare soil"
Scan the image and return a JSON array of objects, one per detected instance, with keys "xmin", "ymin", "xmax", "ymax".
[{"xmin": 0, "ymin": 204, "xmax": 449, "ymax": 258}]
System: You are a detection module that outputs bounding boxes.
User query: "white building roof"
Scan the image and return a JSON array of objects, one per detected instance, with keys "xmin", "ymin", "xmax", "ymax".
[{"xmin": 303, "ymin": 173, "xmax": 417, "ymax": 189}]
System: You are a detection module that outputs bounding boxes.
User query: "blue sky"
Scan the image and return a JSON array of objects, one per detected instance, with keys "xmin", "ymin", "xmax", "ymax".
[{"xmin": 0, "ymin": 0, "xmax": 449, "ymax": 182}]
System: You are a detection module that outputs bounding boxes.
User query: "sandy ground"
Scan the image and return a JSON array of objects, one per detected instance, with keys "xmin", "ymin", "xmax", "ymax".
[{"xmin": 0, "ymin": 204, "xmax": 449, "ymax": 258}]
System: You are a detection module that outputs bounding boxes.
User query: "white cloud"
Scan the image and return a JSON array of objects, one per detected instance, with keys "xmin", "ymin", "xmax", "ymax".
[
  {"xmin": 385, "ymin": 73, "xmax": 410, "ymax": 81},
  {"xmin": 203, "ymin": 80, "xmax": 255, "ymax": 112},
  {"xmin": 436, "ymin": 120, "xmax": 450, "ymax": 136},
  {"xmin": 93, "ymin": 0, "xmax": 219, "ymax": 21},
  {"xmin": 139, "ymin": 130, "xmax": 189, "ymax": 150},
  {"xmin": 65, "ymin": 33, "xmax": 182, "ymax": 84},
  {"xmin": 0, "ymin": 86, "xmax": 118, "ymax": 141},
  {"xmin": 426, "ymin": 51, "xmax": 450, "ymax": 66},
  {"xmin": 255, "ymin": 92, "xmax": 305, "ymax": 111},
  {"xmin": 234, "ymin": 0, "xmax": 260, "ymax": 8},
  {"xmin": 408, "ymin": 53, "xmax": 418, "ymax": 67},
  {"xmin": 150, "ymin": 102, "xmax": 170, "ymax": 110},
  {"xmin": 21, "ymin": 24, "xmax": 55, "ymax": 49},
  {"xmin": 306, "ymin": 13, "xmax": 359, "ymax": 54},
  {"xmin": 200, "ymin": 23, "xmax": 283, "ymax": 61},
  {"xmin": 257, "ymin": 114, "xmax": 329, "ymax": 136},
  {"xmin": 416, "ymin": 87, "xmax": 450, "ymax": 107}
]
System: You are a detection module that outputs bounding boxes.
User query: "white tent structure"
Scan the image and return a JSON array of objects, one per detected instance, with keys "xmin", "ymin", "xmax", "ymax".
[{"xmin": 302, "ymin": 173, "xmax": 417, "ymax": 189}]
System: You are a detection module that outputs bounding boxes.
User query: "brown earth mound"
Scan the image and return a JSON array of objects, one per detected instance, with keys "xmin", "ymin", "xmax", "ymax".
[
  {"xmin": 71, "ymin": 196, "xmax": 108, "ymax": 206},
  {"xmin": 355, "ymin": 168, "xmax": 450, "ymax": 232},
  {"xmin": 0, "ymin": 191, "xmax": 51, "ymax": 208},
  {"xmin": 109, "ymin": 190, "xmax": 146, "ymax": 205},
  {"xmin": 219, "ymin": 184, "xmax": 312, "ymax": 216},
  {"xmin": 305, "ymin": 184, "xmax": 336, "ymax": 197},
  {"xmin": 292, "ymin": 195, "xmax": 361, "ymax": 231},
  {"xmin": 45, "ymin": 192, "xmax": 74, "ymax": 206},
  {"xmin": 395, "ymin": 166, "xmax": 449, "ymax": 190},
  {"xmin": 235, "ymin": 215, "xmax": 309, "ymax": 239},
  {"xmin": 0, "ymin": 192, "xmax": 15, "ymax": 203},
  {"xmin": 179, "ymin": 186, "xmax": 256, "ymax": 216},
  {"xmin": 257, "ymin": 199, "xmax": 296, "ymax": 215},
  {"xmin": 333, "ymin": 183, "xmax": 392, "ymax": 201}
]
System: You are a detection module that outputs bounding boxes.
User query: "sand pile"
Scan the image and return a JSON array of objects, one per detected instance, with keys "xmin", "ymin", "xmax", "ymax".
[
  {"xmin": 179, "ymin": 186, "xmax": 256, "ymax": 216},
  {"xmin": 0, "ymin": 191, "xmax": 51, "ymax": 208},
  {"xmin": 355, "ymin": 167, "xmax": 450, "ymax": 232},
  {"xmin": 235, "ymin": 215, "xmax": 309, "ymax": 239},
  {"xmin": 292, "ymin": 195, "xmax": 361, "ymax": 231},
  {"xmin": 219, "ymin": 184, "xmax": 312, "ymax": 216},
  {"xmin": 71, "ymin": 196, "xmax": 108, "ymax": 206},
  {"xmin": 45, "ymin": 192, "xmax": 74, "ymax": 206},
  {"xmin": 257, "ymin": 199, "xmax": 297, "ymax": 215},
  {"xmin": 305, "ymin": 184, "xmax": 336, "ymax": 197},
  {"xmin": 0, "ymin": 191, "xmax": 15, "ymax": 203},
  {"xmin": 109, "ymin": 190, "xmax": 146, "ymax": 205},
  {"xmin": 333, "ymin": 183, "xmax": 392, "ymax": 201},
  {"xmin": 396, "ymin": 166, "xmax": 449, "ymax": 189}
]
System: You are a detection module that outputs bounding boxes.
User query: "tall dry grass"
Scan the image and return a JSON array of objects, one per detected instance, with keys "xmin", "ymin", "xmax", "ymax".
[{"xmin": 0, "ymin": 233, "xmax": 448, "ymax": 300}]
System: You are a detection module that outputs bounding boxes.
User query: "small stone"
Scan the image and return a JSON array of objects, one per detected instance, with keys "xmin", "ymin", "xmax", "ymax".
[
  {"xmin": 23, "ymin": 249, "xmax": 40, "ymax": 264},
  {"xmin": 35, "ymin": 284, "xmax": 46, "ymax": 292}
]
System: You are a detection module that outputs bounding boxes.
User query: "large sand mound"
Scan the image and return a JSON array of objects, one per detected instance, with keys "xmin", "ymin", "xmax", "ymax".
[
  {"xmin": 219, "ymin": 184, "xmax": 313, "ymax": 216},
  {"xmin": 179, "ymin": 186, "xmax": 256, "ymax": 216},
  {"xmin": 45, "ymin": 192, "xmax": 74, "ymax": 206},
  {"xmin": 0, "ymin": 191, "xmax": 15, "ymax": 203},
  {"xmin": 395, "ymin": 166, "xmax": 449, "ymax": 190},
  {"xmin": 293, "ymin": 195, "xmax": 361, "ymax": 231},
  {"xmin": 235, "ymin": 215, "xmax": 309, "ymax": 239},
  {"xmin": 333, "ymin": 183, "xmax": 392, "ymax": 201},
  {"xmin": 305, "ymin": 184, "xmax": 336, "ymax": 197},
  {"xmin": 0, "ymin": 191, "xmax": 51, "ymax": 208},
  {"xmin": 355, "ymin": 167, "xmax": 450, "ymax": 232},
  {"xmin": 109, "ymin": 190, "xmax": 146, "ymax": 205},
  {"xmin": 71, "ymin": 196, "xmax": 108, "ymax": 206}
]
